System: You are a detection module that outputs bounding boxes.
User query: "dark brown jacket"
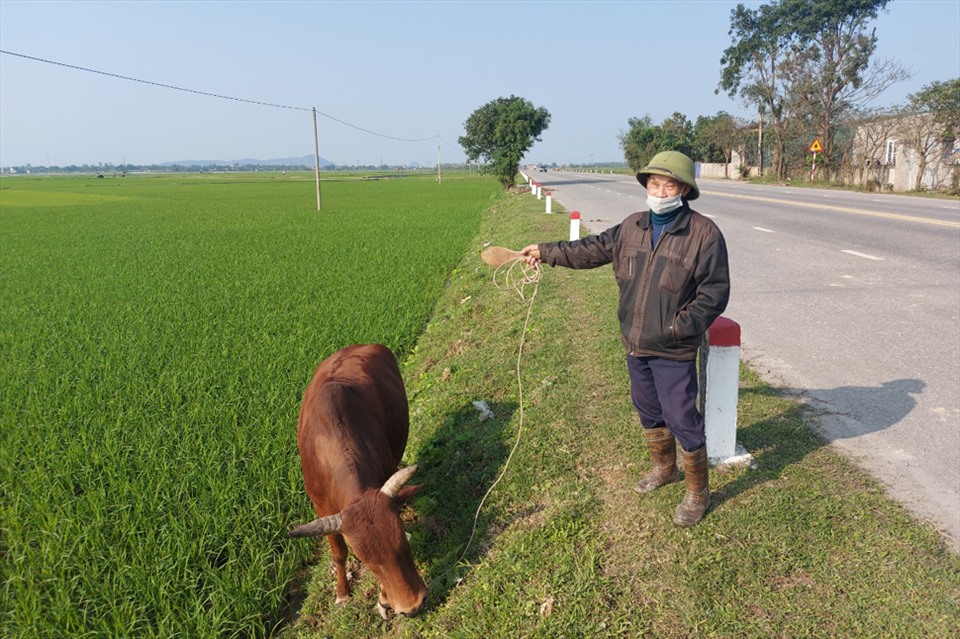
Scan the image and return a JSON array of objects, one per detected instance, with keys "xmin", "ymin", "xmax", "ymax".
[{"xmin": 539, "ymin": 204, "xmax": 729, "ymax": 361}]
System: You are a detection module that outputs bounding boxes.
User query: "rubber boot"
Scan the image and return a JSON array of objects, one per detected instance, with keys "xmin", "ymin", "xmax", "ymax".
[
  {"xmin": 674, "ymin": 446, "xmax": 710, "ymax": 527},
  {"xmin": 633, "ymin": 427, "xmax": 681, "ymax": 495}
]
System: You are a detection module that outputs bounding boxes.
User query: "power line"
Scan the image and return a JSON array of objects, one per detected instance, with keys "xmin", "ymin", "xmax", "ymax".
[
  {"xmin": 0, "ymin": 49, "xmax": 438, "ymax": 143},
  {"xmin": 437, "ymin": 135, "xmax": 461, "ymax": 151}
]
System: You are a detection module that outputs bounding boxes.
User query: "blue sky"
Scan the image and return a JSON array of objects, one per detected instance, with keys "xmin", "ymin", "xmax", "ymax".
[{"xmin": 1, "ymin": 0, "xmax": 957, "ymax": 167}]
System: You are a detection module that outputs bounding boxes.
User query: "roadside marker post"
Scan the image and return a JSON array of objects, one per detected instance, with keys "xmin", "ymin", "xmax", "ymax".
[
  {"xmin": 536, "ymin": 183, "xmax": 543, "ymax": 200},
  {"xmin": 569, "ymin": 210, "xmax": 580, "ymax": 241},
  {"xmin": 699, "ymin": 316, "xmax": 755, "ymax": 468},
  {"xmin": 545, "ymin": 191, "xmax": 552, "ymax": 214}
]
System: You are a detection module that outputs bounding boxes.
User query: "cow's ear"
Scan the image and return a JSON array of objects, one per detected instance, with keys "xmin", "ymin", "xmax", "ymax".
[{"xmin": 394, "ymin": 484, "xmax": 422, "ymax": 504}]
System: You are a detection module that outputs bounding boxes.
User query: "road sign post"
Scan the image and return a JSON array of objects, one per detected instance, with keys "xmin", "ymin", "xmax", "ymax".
[{"xmin": 808, "ymin": 138, "xmax": 823, "ymax": 180}]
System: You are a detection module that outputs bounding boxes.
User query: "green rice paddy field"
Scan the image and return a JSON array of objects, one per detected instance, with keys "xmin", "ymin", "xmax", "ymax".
[{"xmin": 0, "ymin": 172, "xmax": 500, "ymax": 637}]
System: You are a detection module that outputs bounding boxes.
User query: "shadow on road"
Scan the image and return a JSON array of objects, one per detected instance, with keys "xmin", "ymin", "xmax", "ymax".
[
  {"xmin": 711, "ymin": 377, "xmax": 924, "ymax": 508},
  {"xmin": 801, "ymin": 378, "xmax": 925, "ymax": 441}
]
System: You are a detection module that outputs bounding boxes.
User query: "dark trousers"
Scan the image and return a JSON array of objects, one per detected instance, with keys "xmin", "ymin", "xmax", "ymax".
[{"xmin": 627, "ymin": 355, "xmax": 706, "ymax": 453}]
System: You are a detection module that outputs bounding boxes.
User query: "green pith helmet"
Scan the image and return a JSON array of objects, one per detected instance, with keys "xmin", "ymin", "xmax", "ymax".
[{"xmin": 636, "ymin": 151, "xmax": 699, "ymax": 200}]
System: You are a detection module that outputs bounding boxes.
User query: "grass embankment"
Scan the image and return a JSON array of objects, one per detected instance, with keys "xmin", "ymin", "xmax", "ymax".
[{"xmin": 288, "ymin": 188, "xmax": 960, "ymax": 638}]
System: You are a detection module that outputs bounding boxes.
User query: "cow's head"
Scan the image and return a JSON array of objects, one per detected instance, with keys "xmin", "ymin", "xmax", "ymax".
[{"xmin": 289, "ymin": 465, "xmax": 426, "ymax": 618}]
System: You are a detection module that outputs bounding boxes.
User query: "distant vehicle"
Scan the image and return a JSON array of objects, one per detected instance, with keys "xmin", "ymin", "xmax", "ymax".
[{"xmin": 539, "ymin": 165, "xmax": 547, "ymax": 172}]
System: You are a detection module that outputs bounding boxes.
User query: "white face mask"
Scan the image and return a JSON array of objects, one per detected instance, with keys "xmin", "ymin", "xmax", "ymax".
[{"xmin": 646, "ymin": 193, "xmax": 684, "ymax": 215}]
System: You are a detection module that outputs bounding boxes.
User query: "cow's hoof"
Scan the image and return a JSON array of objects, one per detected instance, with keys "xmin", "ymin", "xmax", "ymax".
[{"xmin": 377, "ymin": 601, "xmax": 394, "ymax": 620}]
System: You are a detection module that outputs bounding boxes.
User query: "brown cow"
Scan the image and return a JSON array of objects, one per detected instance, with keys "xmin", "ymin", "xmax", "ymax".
[{"xmin": 288, "ymin": 343, "xmax": 427, "ymax": 618}]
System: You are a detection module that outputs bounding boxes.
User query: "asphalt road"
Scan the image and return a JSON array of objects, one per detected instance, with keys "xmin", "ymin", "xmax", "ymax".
[{"xmin": 528, "ymin": 169, "xmax": 960, "ymax": 551}]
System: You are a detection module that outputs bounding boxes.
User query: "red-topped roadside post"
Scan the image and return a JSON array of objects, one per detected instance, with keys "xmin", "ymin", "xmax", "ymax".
[
  {"xmin": 569, "ymin": 210, "xmax": 581, "ymax": 241},
  {"xmin": 699, "ymin": 316, "xmax": 754, "ymax": 467},
  {"xmin": 545, "ymin": 190, "xmax": 552, "ymax": 214}
]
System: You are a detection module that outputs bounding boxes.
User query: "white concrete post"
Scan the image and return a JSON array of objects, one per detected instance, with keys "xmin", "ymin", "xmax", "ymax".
[
  {"xmin": 545, "ymin": 191, "xmax": 552, "ymax": 214},
  {"xmin": 569, "ymin": 210, "xmax": 580, "ymax": 241},
  {"xmin": 699, "ymin": 316, "xmax": 754, "ymax": 467},
  {"xmin": 536, "ymin": 183, "xmax": 542, "ymax": 200}
]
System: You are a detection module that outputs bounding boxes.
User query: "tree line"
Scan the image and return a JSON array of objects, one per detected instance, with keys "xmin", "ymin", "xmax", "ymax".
[
  {"xmin": 626, "ymin": 0, "xmax": 959, "ymax": 190},
  {"xmin": 461, "ymin": 0, "xmax": 958, "ymax": 193}
]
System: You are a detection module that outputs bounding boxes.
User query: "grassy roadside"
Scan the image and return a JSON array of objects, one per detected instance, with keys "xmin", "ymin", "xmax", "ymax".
[{"xmin": 285, "ymin": 189, "xmax": 960, "ymax": 638}]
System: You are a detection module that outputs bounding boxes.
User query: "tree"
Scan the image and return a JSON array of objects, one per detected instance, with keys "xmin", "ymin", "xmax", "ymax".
[
  {"xmin": 897, "ymin": 78, "xmax": 960, "ymax": 191},
  {"xmin": 694, "ymin": 112, "xmax": 743, "ymax": 176},
  {"xmin": 459, "ymin": 96, "xmax": 551, "ymax": 189},
  {"xmin": 618, "ymin": 113, "xmax": 694, "ymax": 173},
  {"xmin": 658, "ymin": 112, "xmax": 696, "ymax": 158},
  {"xmin": 618, "ymin": 116, "xmax": 660, "ymax": 172},
  {"xmin": 719, "ymin": 2, "xmax": 793, "ymax": 179},
  {"xmin": 846, "ymin": 107, "xmax": 900, "ymax": 189},
  {"xmin": 719, "ymin": 0, "xmax": 907, "ymax": 180},
  {"xmin": 908, "ymin": 78, "xmax": 960, "ymax": 134},
  {"xmin": 777, "ymin": 0, "xmax": 909, "ymax": 179}
]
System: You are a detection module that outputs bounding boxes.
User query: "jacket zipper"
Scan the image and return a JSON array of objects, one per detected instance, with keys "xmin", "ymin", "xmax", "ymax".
[{"xmin": 632, "ymin": 227, "xmax": 659, "ymax": 350}]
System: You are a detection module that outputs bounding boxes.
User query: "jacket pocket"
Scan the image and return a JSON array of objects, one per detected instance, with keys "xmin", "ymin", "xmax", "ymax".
[
  {"xmin": 658, "ymin": 257, "xmax": 690, "ymax": 294},
  {"xmin": 671, "ymin": 311, "xmax": 691, "ymax": 342},
  {"xmin": 614, "ymin": 249, "xmax": 638, "ymax": 280}
]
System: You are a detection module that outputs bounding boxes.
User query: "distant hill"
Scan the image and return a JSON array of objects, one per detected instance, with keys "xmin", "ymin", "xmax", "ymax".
[{"xmin": 160, "ymin": 154, "xmax": 333, "ymax": 168}]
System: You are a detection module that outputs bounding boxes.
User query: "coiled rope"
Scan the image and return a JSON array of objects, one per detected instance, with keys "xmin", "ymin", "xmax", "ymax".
[{"xmin": 446, "ymin": 252, "xmax": 542, "ymax": 575}]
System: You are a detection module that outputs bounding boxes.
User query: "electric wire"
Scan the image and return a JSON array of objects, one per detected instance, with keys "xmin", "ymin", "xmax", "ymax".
[{"xmin": 0, "ymin": 49, "xmax": 439, "ymax": 143}]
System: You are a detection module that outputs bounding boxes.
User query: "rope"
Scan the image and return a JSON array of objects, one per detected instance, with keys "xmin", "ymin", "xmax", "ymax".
[{"xmin": 445, "ymin": 256, "xmax": 542, "ymax": 576}]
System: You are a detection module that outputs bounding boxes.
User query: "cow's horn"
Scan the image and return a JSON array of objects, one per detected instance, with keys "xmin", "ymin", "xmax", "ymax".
[
  {"xmin": 381, "ymin": 465, "xmax": 418, "ymax": 498},
  {"xmin": 287, "ymin": 513, "xmax": 342, "ymax": 538}
]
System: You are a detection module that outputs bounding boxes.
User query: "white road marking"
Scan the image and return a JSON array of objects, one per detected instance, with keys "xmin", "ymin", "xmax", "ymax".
[
  {"xmin": 841, "ymin": 249, "xmax": 883, "ymax": 261},
  {"xmin": 753, "ymin": 226, "xmax": 775, "ymax": 233},
  {"xmin": 700, "ymin": 189, "xmax": 959, "ymax": 228}
]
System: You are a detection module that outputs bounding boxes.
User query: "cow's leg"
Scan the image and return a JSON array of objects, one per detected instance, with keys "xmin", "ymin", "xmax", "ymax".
[{"xmin": 327, "ymin": 533, "xmax": 351, "ymax": 604}]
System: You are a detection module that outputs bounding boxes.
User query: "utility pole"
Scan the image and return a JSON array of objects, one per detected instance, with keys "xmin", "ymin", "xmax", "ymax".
[
  {"xmin": 436, "ymin": 144, "xmax": 441, "ymax": 184},
  {"xmin": 312, "ymin": 107, "xmax": 322, "ymax": 211},
  {"xmin": 757, "ymin": 108, "xmax": 764, "ymax": 178}
]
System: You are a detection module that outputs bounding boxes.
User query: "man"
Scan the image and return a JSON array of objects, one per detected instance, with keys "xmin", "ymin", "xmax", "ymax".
[{"xmin": 520, "ymin": 150, "xmax": 729, "ymax": 526}]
